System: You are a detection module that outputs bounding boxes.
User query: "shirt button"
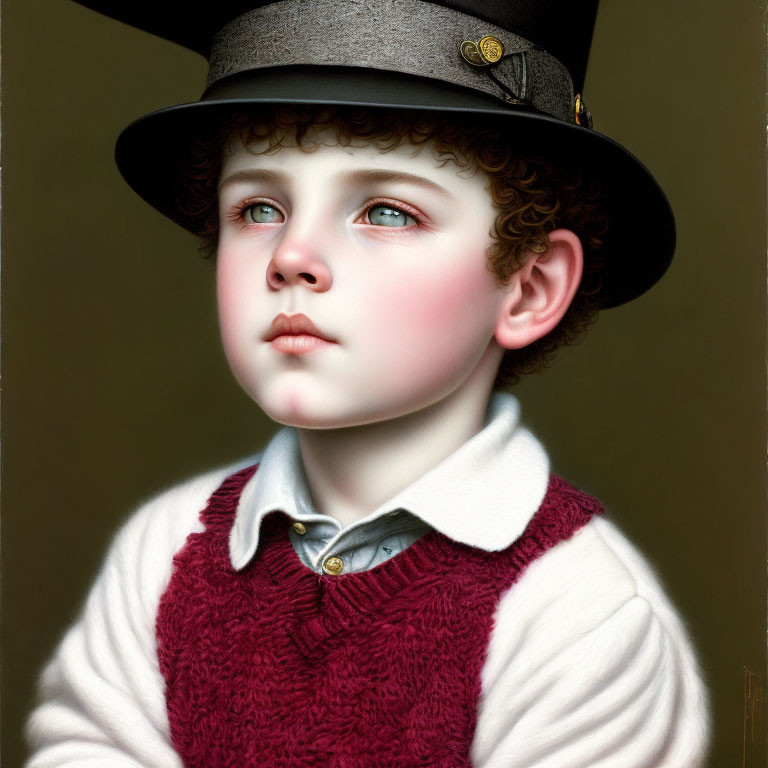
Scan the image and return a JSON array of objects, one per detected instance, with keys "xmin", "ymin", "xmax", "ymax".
[
  {"xmin": 322, "ymin": 556, "xmax": 344, "ymax": 575},
  {"xmin": 292, "ymin": 521, "xmax": 307, "ymax": 535}
]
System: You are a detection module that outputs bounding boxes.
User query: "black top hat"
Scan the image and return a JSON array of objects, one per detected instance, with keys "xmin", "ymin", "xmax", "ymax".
[{"xmin": 74, "ymin": 0, "xmax": 674, "ymax": 309}]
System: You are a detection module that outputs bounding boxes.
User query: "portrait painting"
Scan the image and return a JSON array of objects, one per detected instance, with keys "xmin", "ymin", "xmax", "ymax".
[{"xmin": 3, "ymin": 1, "xmax": 765, "ymax": 765}]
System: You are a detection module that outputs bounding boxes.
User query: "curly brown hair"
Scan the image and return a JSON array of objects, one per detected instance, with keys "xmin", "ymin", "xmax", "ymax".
[{"xmin": 178, "ymin": 105, "xmax": 608, "ymax": 389}]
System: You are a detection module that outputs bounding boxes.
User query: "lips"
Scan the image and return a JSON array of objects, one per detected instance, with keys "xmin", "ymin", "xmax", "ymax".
[
  {"xmin": 264, "ymin": 313, "xmax": 337, "ymax": 355},
  {"xmin": 264, "ymin": 313, "xmax": 335, "ymax": 343}
]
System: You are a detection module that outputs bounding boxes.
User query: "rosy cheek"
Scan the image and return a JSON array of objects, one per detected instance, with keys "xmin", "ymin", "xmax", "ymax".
[
  {"xmin": 216, "ymin": 250, "xmax": 255, "ymax": 362},
  {"xmin": 389, "ymin": 255, "xmax": 496, "ymax": 332},
  {"xmin": 366, "ymin": 251, "xmax": 499, "ymax": 381}
]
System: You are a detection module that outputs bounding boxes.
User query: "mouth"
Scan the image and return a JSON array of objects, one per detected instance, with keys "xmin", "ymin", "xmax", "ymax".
[{"xmin": 264, "ymin": 313, "xmax": 337, "ymax": 355}]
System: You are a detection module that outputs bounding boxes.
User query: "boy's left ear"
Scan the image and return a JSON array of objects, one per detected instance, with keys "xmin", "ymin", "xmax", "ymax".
[{"xmin": 494, "ymin": 229, "xmax": 584, "ymax": 350}]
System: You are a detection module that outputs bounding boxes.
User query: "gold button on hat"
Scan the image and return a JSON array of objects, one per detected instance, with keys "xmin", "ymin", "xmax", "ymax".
[
  {"xmin": 478, "ymin": 35, "xmax": 504, "ymax": 63},
  {"xmin": 291, "ymin": 521, "xmax": 307, "ymax": 535},
  {"xmin": 322, "ymin": 556, "xmax": 344, "ymax": 575},
  {"xmin": 459, "ymin": 35, "xmax": 504, "ymax": 67}
]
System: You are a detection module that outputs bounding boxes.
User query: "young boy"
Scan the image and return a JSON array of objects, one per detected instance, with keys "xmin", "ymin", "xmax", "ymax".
[{"xmin": 25, "ymin": 1, "xmax": 709, "ymax": 766}]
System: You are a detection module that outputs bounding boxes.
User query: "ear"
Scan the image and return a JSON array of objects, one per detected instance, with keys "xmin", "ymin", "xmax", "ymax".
[{"xmin": 494, "ymin": 229, "xmax": 584, "ymax": 350}]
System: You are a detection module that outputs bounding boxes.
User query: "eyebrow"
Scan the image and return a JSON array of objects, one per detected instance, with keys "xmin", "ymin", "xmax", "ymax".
[
  {"xmin": 218, "ymin": 168, "xmax": 291, "ymax": 191},
  {"xmin": 335, "ymin": 169, "xmax": 452, "ymax": 198},
  {"xmin": 218, "ymin": 167, "xmax": 452, "ymax": 198}
]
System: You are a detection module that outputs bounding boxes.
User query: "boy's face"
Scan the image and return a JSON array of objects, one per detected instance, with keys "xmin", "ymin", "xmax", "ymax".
[{"xmin": 216, "ymin": 128, "xmax": 508, "ymax": 429}]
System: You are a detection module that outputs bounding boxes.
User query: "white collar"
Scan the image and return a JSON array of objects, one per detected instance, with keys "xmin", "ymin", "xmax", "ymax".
[{"xmin": 229, "ymin": 393, "xmax": 550, "ymax": 570}]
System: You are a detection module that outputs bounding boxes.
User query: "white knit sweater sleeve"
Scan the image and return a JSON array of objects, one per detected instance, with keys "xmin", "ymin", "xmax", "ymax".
[
  {"xmin": 471, "ymin": 516, "xmax": 710, "ymax": 768},
  {"xmin": 24, "ymin": 463, "xmax": 250, "ymax": 768}
]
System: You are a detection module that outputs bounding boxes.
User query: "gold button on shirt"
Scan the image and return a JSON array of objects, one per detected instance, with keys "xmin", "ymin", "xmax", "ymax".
[
  {"xmin": 322, "ymin": 556, "xmax": 344, "ymax": 575},
  {"xmin": 286, "ymin": 512, "xmax": 431, "ymax": 575}
]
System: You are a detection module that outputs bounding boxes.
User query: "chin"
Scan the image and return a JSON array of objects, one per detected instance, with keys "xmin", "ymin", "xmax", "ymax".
[
  {"xmin": 256, "ymin": 389, "xmax": 353, "ymax": 430},
  {"xmin": 248, "ymin": 374, "xmax": 472, "ymax": 431},
  {"xmin": 256, "ymin": 389, "xmax": 409, "ymax": 430}
]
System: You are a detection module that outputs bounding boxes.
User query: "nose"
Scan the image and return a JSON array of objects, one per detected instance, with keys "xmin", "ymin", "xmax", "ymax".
[{"xmin": 266, "ymin": 240, "xmax": 332, "ymax": 292}]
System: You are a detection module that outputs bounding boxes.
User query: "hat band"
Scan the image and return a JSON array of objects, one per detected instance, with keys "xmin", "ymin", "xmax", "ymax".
[{"xmin": 208, "ymin": 0, "xmax": 575, "ymax": 123}]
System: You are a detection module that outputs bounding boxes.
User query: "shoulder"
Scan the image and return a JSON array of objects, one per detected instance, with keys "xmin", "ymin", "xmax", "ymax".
[
  {"xmin": 473, "ymin": 506, "xmax": 710, "ymax": 767},
  {"xmin": 99, "ymin": 455, "xmax": 261, "ymax": 613},
  {"xmin": 498, "ymin": 478, "xmax": 698, "ymax": 646},
  {"xmin": 112, "ymin": 455, "xmax": 261, "ymax": 557},
  {"xmin": 483, "ymin": 515, "xmax": 649, "ymax": 680},
  {"xmin": 488, "ymin": 511, "xmax": 706, "ymax": 696}
]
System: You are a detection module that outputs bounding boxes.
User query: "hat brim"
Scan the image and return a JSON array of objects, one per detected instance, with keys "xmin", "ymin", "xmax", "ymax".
[{"xmin": 115, "ymin": 66, "xmax": 674, "ymax": 309}]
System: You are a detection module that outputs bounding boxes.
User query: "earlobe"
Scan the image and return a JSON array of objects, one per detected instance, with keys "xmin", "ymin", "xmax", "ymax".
[{"xmin": 494, "ymin": 229, "xmax": 584, "ymax": 350}]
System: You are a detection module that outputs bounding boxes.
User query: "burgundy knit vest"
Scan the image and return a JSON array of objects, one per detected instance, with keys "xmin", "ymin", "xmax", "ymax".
[{"xmin": 156, "ymin": 466, "xmax": 603, "ymax": 768}]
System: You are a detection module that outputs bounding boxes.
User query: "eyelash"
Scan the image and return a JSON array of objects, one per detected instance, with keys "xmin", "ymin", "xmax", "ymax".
[{"xmin": 225, "ymin": 197, "xmax": 425, "ymax": 228}]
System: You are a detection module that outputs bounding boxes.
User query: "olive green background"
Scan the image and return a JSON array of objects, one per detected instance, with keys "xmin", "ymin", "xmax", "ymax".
[{"xmin": 3, "ymin": 1, "xmax": 766, "ymax": 765}]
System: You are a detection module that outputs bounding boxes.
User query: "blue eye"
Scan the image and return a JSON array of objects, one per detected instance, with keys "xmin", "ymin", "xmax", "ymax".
[
  {"xmin": 245, "ymin": 203, "xmax": 283, "ymax": 224},
  {"xmin": 367, "ymin": 204, "xmax": 417, "ymax": 227}
]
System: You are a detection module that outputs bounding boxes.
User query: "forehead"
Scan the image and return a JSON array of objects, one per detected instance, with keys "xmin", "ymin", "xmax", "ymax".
[{"xmin": 218, "ymin": 126, "xmax": 488, "ymax": 196}]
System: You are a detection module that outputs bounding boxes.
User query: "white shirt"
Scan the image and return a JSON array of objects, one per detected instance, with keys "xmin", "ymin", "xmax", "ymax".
[{"xmin": 25, "ymin": 394, "xmax": 709, "ymax": 767}]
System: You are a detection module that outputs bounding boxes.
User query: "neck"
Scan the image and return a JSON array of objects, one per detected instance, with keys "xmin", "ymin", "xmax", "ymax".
[{"xmin": 297, "ymin": 370, "xmax": 498, "ymax": 528}]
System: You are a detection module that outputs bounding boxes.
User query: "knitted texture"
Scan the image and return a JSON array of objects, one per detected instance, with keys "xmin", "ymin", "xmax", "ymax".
[{"xmin": 156, "ymin": 466, "xmax": 603, "ymax": 768}]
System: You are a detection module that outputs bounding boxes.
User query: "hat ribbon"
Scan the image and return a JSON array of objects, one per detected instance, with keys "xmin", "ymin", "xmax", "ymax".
[{"xmin": 208, "ymin": 0, "xmax": 577, "ymax": 123}]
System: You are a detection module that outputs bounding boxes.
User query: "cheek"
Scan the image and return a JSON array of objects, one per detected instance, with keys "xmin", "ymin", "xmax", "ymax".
[
  {"xmin": 216, "ymin": 260, "xmax": 241, "ymax": 345},
  {"xmin": 216, "ymin": 248, "xmax": 259, "ymax": 365},
  {"xmin": 362, "ymin": 248, "xmax": 501, "ymax": 375},
  {"xmin": 387, "ymin": 251, "xmax": 498, "ymax": 334}
]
